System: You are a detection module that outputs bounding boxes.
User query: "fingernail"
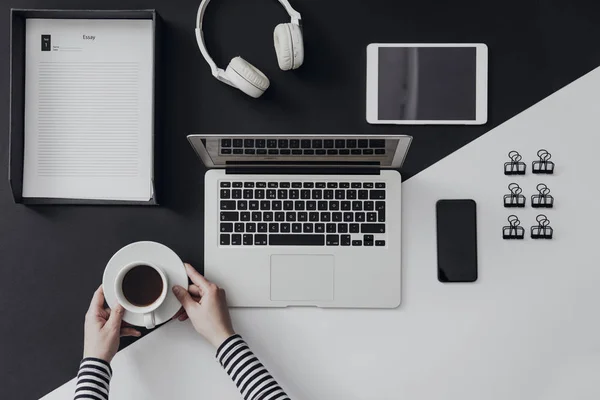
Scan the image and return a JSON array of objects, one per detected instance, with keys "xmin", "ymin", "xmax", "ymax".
[{"xmin": 172, "ymin": 286, "xmax": 180, "ymax": 294}]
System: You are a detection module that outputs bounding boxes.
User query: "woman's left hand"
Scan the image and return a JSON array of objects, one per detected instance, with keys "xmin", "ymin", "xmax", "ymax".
[{"xmin": 83, "ymin": 285, "xmax": 141, "ymax": 362}]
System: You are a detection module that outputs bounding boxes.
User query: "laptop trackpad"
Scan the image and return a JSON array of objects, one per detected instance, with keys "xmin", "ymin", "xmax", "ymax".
[{"xmin": 270, "ymin": 255, "xmax": 334, "ymax": 302}]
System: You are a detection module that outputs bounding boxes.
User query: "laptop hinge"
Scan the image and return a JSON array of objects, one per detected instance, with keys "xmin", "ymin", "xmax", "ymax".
[{"xmin": 225, "ymin": 165, "xmax": 380, "ymax": 175}]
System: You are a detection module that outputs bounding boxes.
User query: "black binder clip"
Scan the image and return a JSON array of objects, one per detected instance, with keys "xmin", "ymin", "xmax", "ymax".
[
  {"xmin": 531, "ymin": 214, "xmax": 553, "ymax": 239},
  {"xmin": 503, "ymin": 183, "xmax": 526, "ymax": 208},
  {"xmin": 504, "ymin": 151, "xmax": 526, "ymax": 175},
  {"xmin": 503, "ymin": 215, "xmax": 525, "ymax": 239},
  {"xmin": 532, "ymin": 149, "xmax": 555, "ymax": 174},
  {"xmin": 531, "ymin": 183, "xmax": 554, "ymax": 208}
]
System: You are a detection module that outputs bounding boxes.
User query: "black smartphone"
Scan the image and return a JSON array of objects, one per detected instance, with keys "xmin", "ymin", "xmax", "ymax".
[{"xmin": 436, "ymin": 199, "xmax": 478, "ymax": 282}]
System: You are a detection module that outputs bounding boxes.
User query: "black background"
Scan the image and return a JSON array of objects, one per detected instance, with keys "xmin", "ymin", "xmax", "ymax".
[{"xmin": 1, "ymin": 1, "xmax": 600, "ymax": 398}]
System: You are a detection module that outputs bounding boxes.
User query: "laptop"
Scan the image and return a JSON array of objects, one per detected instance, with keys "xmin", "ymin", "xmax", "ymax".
[{"xmin": 187, "ymin": 134, "xmax": 412, "ymax": 308}]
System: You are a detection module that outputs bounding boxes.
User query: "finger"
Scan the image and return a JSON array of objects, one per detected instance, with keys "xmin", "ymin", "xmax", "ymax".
[
  {"xmin": 172, "ymin": 307, "xmax": 185, "ymax": 320},
  {"xmin": 176, "ymin": 312, "xmax": 188, "ymax": 321},
  {"xmin": 172, "ymin": 308, "xmax": 183, "ymax": 319},
  {"xmin": 88, "ymin": 285, "xmax": 105, "ymax": 313},
  {"xmin": 172, "ymin": 285, "xmax": 197, "ymax": 311},
  {"xmin": 100, "ymin": 307, "xmax": 111, "ymax": 320},
  {"xmin": 120, "ymin": 327, "xmax": 141, "ymax": 337},
  {"xmin": 107, "ymin": 304, "xmax": 125, "ymax": 329},
  {"xmin": 188, "ymin": 284, "xmax": 202, "ymax": 298},
  {"xmin": 184, "ymin": 264, "xmax": 211, "ymax": 294}
]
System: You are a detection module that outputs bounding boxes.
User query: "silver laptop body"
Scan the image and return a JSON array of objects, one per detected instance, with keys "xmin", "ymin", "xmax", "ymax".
[{"xmin": 188, "ymin": 134, "xmax": 412, "ymax": 308}]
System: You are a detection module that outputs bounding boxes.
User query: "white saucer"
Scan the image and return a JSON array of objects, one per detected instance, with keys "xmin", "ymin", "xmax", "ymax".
[{"xmin": 103, "ymin": 241, "xmax": 188, "ymax": 328}]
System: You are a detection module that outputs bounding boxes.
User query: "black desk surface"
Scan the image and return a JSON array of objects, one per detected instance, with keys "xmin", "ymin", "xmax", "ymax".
[{"xmin": 1, "ymin": 1, "xmax": 599, "ymax": 398}]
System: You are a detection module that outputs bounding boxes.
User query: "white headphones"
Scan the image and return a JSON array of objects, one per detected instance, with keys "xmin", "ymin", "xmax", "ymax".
[{"xmin": 195, "ymin": 0, "xmax": 304, "ymax": 98}]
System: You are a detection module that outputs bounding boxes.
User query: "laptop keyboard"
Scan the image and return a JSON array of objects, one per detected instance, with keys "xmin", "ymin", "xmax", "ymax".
[
  {"xmin": 219, "ymin": 138, "xmax": 387, "ymax": 156},
  {"xmin": 219, "ymin": 181, "xmax": 387, "ymax": 247}
]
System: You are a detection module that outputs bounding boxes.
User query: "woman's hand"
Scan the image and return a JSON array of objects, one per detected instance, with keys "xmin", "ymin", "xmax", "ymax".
[
  {"xmin": 172, "ymin": 264, "xmax": 235, "ymax": 348},
  {"xmin": 83, "ymin": 285, "xmax": 141, "ymax": 362}
]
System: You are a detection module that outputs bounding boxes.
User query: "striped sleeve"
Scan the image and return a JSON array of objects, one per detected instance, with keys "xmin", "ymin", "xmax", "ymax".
[
  {"xmin": 216, "ymin": 335, "xmax": 290, "ymax": 400},
  {"xmin": 74, "ymin": 358, "xmax": 112, "ymax": 400}
]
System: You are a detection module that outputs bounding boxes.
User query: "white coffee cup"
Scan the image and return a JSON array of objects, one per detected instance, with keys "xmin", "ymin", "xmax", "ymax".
[{"xmin": 114, "ymin": 262, "xmax": 168, "ymax": 329}]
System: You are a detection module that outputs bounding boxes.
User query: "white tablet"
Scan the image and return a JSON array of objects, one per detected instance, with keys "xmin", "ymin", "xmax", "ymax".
[{"xmin": 366, "ymin": 43, "xmax": 488, "ymax": 125}]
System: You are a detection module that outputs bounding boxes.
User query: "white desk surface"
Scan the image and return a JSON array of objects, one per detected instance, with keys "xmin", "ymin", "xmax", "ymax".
[{"xmin": 42, "ymin": 67, "xmax": 600, "ymax": 400}]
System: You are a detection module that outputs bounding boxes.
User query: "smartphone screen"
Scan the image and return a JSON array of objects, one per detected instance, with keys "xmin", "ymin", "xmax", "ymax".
[{"xmin": 436, "ymin": 199, "xmax": 478, "ymax": 282}]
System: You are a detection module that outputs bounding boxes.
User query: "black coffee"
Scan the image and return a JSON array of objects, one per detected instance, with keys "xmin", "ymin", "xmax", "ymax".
[{"xmin": 122, "ymin": 265, "xmax": 163, "ymax": 307}]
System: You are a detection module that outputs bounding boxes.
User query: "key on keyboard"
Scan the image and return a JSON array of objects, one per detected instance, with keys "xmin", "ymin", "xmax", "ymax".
[
  {"xmin": 220, "ymin": 138, "xmax": 387, "ymax": 156},
  {"xmin": 218, "ymin": 180, "xmax": 387, "ymax": 246}
]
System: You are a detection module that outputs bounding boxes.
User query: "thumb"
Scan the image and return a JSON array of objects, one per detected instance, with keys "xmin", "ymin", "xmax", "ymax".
[
  {"xmin": 173, "ymin": 285, "xmax": 196, "ymax": 311},
  {"xmin": 107, "ymin": 304, "xmax": 125, "ymax": 329}
]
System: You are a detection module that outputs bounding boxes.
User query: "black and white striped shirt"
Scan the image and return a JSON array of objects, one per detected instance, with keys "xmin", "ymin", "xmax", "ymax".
[
  {"xmin": 74, "ymin": 358, "xmax": 112, "ymax": 400},
  {"xmin": 216, "ymin": 335, "xmax": 289, "ymax": 400},
  {"xmin": 74, "ymin": 335, "xmax": 290, "ymax": 400}
]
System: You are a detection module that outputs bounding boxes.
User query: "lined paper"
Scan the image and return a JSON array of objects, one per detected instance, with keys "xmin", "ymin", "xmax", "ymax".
[{"xmin": 23, "ymin": 19, "xmax": 154, "ymax": 201}]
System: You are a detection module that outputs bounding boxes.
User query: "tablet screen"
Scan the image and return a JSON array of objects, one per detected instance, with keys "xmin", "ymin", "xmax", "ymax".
[{"xmin": 374, "ymin": 46, "xmax": 481, "ymax": 122}]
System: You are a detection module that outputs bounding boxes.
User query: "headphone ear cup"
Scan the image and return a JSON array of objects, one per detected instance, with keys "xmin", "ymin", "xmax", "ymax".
[
  {"xmin": 274, "ymin": 23, "xmax": 304, "ymax": 71},
  {"xmin": 225, "ymin": 56, "xmax": 270, "ymax": 98}
]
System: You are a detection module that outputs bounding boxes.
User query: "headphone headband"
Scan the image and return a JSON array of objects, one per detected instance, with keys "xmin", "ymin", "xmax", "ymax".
[{"xmin": 195, "ymin": 0, "xmax": 302, "ymax": 87}]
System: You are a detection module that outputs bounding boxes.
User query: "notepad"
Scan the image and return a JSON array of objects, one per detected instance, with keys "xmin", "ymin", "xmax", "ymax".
[{"xmin": 22, "ymin": 18, "xmax": 154, "ymax": 201}]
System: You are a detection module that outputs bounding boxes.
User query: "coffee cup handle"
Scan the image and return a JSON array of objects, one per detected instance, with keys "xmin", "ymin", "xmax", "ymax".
[{"xmin": 143, "ymin": 312, "xmax": 156, "ymax": 329}]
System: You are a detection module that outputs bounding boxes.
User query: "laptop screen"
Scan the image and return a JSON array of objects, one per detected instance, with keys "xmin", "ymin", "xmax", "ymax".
[{"xmin": 187, "ymin": 135, "xmax": 412, "ymax": 169}]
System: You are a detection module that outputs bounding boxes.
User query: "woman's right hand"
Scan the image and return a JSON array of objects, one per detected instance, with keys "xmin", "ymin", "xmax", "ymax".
[{"xmin": 172, "ymin": 263, "xmax": 236, "ymax": 348}]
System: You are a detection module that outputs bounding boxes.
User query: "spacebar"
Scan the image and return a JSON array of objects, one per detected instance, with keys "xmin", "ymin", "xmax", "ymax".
[{"xmin": 269, "ymin": 235, "xmax": 325, "ymax": 246}]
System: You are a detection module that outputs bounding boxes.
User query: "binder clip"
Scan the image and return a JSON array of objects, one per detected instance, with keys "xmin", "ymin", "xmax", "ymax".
[
  {"xmin": 504, "ymin": 151, "xmax": 526, "ymax": 175},
  {"xmin": 503, "ymin": 183, "xmax": 526, "ymax": 208},
  {"xmin": 532, "ymin": 149, "xmax": 555, "ymax": 174},
  {"xmin": 531, "ymin": 214, "xmax": 553, "ymax": 239},
  {"xmin": 503, "ymin": 215, "xmax": 524, "ymax": 239},
  {"xmin": 531, "ymin": 183, "xmax": 554, "ymax": 208}
]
